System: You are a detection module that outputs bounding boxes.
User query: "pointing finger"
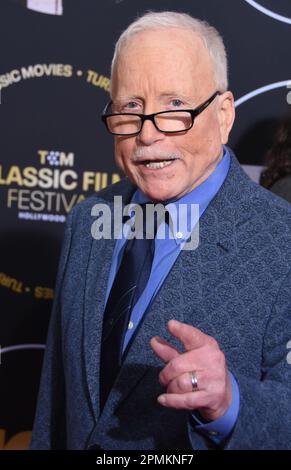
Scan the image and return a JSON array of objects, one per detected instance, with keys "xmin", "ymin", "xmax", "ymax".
[
  {"xmin": 167, "ymin": 320, "xmax": 209, "ymax": 351},
  {"xmin": 150, "ymin": 336, "xmax": 180, "ymax": 363}
]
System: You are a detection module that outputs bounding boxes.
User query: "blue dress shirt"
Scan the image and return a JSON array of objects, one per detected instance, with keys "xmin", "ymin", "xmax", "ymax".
[{"xmin": 104, "ymin": 145, "xmax": 239, "ymax": 445}]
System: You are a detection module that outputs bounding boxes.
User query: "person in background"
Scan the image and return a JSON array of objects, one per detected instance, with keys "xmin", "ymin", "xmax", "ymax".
[{"xmin": 260, "ymin": 115, "xmax": 291, "ymax": 203}]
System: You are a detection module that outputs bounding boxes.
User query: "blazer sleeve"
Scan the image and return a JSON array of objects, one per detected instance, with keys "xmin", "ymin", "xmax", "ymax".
[
  {"xmin": 30, "ymin": 211, "xmax": 74, "ymax": 449},
  {"xmin": 225, "ymin": 267, "xmax": 291, "ymax": 449}
]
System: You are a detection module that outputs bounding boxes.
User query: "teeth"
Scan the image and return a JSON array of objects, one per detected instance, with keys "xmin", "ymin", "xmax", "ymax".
[{"xmin": 145, "ymin": 160, "xmax": 174, "ymax": 169}]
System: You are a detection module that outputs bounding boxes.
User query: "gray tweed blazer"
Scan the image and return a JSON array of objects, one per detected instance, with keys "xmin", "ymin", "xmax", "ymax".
[{"xmin": 31, "ymin": 149, "xmax": 291, "ymax": 450}]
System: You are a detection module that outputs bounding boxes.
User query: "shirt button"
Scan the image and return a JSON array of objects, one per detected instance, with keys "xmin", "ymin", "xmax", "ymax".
[
  {"xmin": 128, "ymin": 321, "xmax": 134, "ymax": 330},
  {"xmin": 208, "ymin": 431, "xmax": 219, "ymax": 436},
  {"xmin": 176, "ymin": 231, "xmax": 183, "ymax": 239}
]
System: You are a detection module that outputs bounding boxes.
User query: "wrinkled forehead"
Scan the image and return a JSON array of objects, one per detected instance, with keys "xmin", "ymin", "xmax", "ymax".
[{"xmin": 111, "ymin": 28, "xmax": 215, "ymax": 98}]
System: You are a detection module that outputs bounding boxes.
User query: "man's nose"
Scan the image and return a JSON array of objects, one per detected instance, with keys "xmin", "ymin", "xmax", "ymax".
[{"xmin": 137, "ymin": 118, "xmax": 164, "ymax": 146}]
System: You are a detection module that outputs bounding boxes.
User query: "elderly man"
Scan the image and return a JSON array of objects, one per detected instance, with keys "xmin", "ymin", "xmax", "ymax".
[{"xmin": 31, "ymin": 12, "xmax": 291, "ymax": 450}]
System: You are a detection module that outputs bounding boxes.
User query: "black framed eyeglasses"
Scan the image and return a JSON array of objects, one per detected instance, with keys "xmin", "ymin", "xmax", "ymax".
[{"xmin": 101, "ymin": 91, "xmax": 221, "ymax": 136}]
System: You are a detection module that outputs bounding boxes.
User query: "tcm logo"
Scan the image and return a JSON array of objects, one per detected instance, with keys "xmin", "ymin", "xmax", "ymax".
[
  {"xmin": 12, "ymin": 0, "xmax": 63, "ymax": 16},
  {"xmin": 38, "ymin": 150, "xmax": 74, "ymax": 167}
]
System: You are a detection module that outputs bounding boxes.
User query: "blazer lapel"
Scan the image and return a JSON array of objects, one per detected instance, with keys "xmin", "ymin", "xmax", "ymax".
[
  {"xmin": 83, "ymin": 202, "xmax": 116, "ymax": 421},
  {"xmin": 83, "ymin": 182, "xmax": 137, "ymax": 420}
]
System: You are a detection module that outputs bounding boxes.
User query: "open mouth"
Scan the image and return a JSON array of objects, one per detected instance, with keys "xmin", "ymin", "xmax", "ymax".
[{"xmin": 142, "ymin": 159, "xmax": 176, "ymax": 169}]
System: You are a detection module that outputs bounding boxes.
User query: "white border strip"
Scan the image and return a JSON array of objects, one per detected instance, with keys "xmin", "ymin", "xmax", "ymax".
[
  {"xmin": 244, "ymin": 0, "xmax": 291, "ymax": 25},
  {"xmin": 235, "ymin": 80, "xmax": 291, "ymax": 107}
]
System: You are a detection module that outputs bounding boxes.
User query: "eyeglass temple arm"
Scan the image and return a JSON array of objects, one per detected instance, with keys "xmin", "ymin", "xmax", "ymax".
[{"xmin": 193, "ymin": 91, "xmax": 221, "ymax": 117}]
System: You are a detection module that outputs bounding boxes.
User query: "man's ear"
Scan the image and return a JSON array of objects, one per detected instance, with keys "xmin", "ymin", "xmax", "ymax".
[{"xmin": 217, "ymin": 91, "xmax": 235, "ymax": 144}]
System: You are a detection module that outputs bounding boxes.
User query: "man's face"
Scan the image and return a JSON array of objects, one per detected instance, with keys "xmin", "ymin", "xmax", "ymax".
[{"xmin": 111, "ymin": 28, "xmax": 235, "ymax": 202}]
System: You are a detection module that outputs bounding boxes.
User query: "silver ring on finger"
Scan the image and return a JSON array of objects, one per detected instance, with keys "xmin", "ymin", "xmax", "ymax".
[{"xmin": 190, "ymin": 371, "xmax": 199, "ymax": 392}]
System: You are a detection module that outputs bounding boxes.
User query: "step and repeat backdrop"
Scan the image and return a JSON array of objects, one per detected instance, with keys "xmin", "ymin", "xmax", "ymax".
[{"xmin": 0, "ymin": 0, "xmax": 290, "ymax": 449}]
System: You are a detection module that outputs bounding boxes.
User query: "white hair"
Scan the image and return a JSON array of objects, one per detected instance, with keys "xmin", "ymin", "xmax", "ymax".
[{"xmin": 111, "ymin": 11, "xmax": 228, "ymax": 93}]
